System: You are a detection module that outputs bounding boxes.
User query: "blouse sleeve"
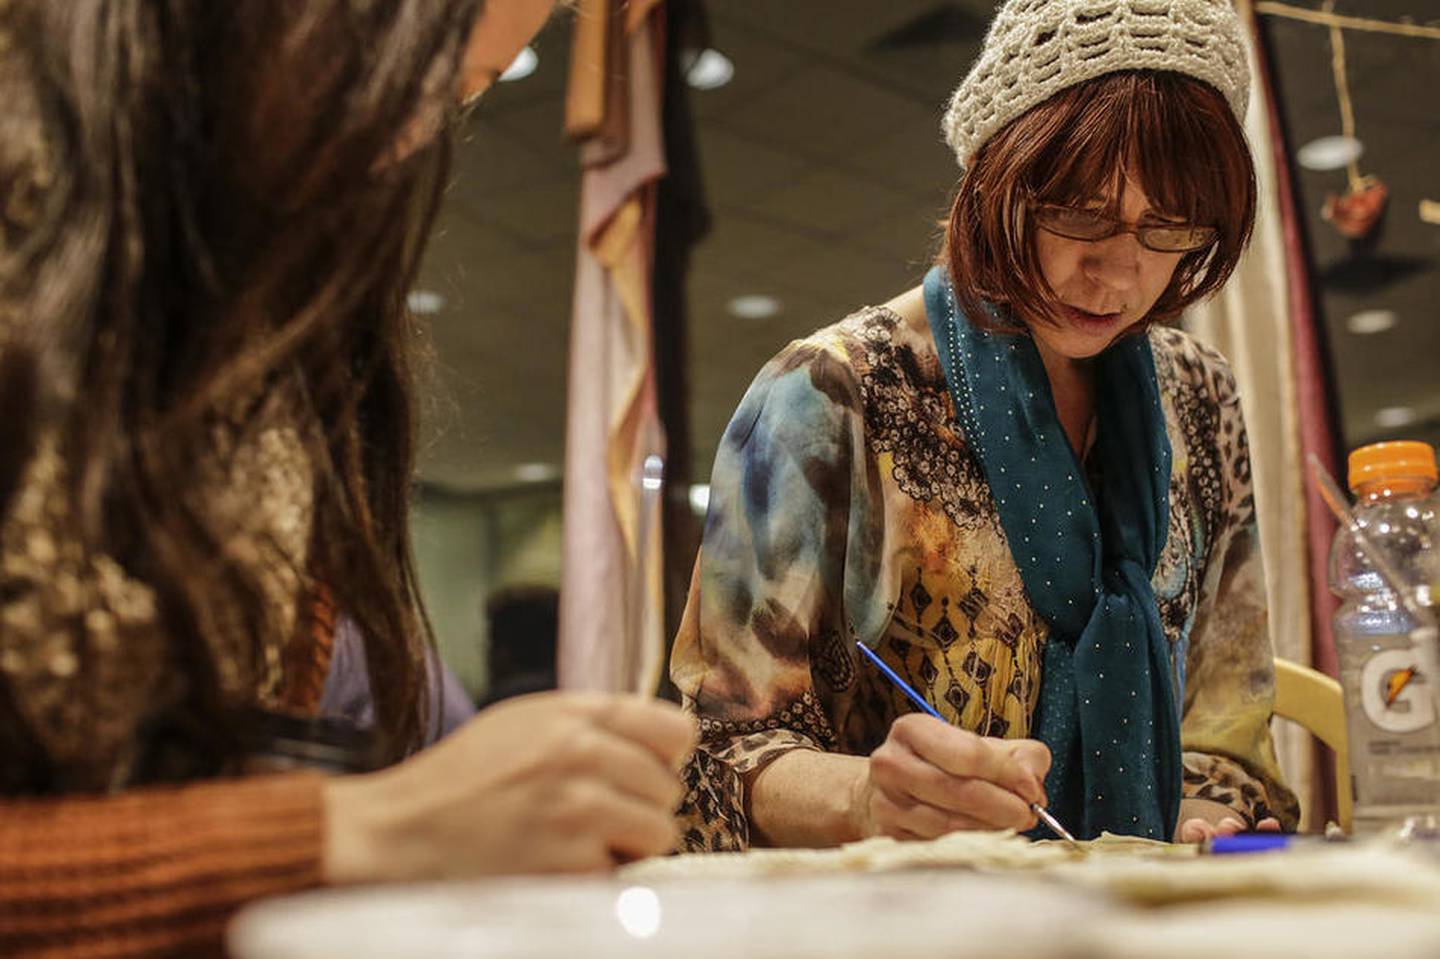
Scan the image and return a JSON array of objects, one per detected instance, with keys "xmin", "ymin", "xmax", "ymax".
[
  {"xmin": 1177, "ymin": 346, "xmax": 1301, "ymax": 830},
  {"xmin": 670, "ymin": 337, "xmax": 886, "ymax": 852}
]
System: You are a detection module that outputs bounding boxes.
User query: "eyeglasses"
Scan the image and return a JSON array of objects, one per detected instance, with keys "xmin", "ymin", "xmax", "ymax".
[{"xmin": 1030, "ymin": 204, "xmax": 1217, "ymax": 254}]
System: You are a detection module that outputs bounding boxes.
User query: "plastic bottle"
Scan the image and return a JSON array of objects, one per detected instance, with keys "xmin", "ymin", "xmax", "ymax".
[{"xmin": 1329, "ymin": 440, "xmax": 1440, "ymax": 835}]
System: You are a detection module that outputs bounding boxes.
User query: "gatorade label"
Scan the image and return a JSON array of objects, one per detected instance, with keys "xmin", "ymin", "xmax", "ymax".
[{"xmin": 1362, "ymin": 629, "xmax": 1440, "ymax": 734}]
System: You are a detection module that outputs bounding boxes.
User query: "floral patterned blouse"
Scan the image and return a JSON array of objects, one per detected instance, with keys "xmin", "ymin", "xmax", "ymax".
[{"xmin": 670, "ymin": 301, "xmax": 1299, "ymax": 852}]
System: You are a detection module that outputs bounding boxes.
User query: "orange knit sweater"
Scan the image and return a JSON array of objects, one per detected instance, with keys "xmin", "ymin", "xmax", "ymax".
[
  {"xmin": 0, "ymin": 773, "xmax": 326, "ymax": 959},
  {"xmin": 0, "ymin": 385, "xmax": 352, "ymax": 958},
  {"xmin": 0, "ymin": 590, "xmax": 340, "ymax": 959}
]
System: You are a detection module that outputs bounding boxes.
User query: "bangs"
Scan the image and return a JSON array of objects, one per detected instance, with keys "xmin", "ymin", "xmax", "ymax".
[
  {"xmin": 944, "ymin": 70, "xmax": 1255, "ymax": 333},
  {"xmin": 1029, "ymin": 72, "xmax": 1237, "ymax": 227}
]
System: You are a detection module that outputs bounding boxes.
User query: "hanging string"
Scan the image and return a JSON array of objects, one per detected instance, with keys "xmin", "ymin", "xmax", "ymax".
[
  {"xmin": 1256, "ymin": 2, "xmax": 1440, "ymax": 41},
  {"xmin": 1322, "ymin": 1, "xmax": 1364, "ymax": 192}
]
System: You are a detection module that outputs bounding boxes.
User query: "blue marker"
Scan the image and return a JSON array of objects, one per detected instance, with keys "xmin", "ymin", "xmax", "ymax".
[{"xmin": 1206, "ymin": 833, "xmax": 1333, "ymax": 855}]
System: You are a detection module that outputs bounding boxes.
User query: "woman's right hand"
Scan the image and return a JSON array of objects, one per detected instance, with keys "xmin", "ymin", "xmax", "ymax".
[
  {"xmin": 855, "ymin": 714, "xmax": 1051, "ymax": 840},
  {"xmin": 322, "ymin": 692, "xmax": 696, "ymax": 883}
]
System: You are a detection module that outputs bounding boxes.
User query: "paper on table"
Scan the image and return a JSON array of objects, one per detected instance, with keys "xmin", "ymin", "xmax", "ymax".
[{"xmin": 619, "ymin": 829, "xmax": 1191, "ymax": 883}]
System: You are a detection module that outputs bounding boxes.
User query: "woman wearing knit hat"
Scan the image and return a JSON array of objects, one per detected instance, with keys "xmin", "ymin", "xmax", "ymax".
[{"xmin": 671, "ymin": 0, "xmax": 1299, "ymax": 851}]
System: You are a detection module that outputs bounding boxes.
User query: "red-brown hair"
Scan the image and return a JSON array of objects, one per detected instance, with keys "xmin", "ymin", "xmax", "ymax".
[{"xmin": 942, "ymin": 70, "xmax": 1255, "ymax": 332}]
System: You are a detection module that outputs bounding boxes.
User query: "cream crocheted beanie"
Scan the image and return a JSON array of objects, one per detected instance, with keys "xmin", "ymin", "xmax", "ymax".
[{"xmin": 943, "ymin": 0, "xmax": 1250, "ymax": 168}]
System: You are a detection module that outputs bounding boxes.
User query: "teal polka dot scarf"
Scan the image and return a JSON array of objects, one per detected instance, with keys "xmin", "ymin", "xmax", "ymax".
[{"xmin": 923, "ymin": 266, "xmax": 1181, "ymax": 841}]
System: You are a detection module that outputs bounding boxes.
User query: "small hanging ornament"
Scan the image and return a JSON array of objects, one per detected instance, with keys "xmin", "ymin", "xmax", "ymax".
[
  {"xmin": 1322, "ymin": 174, "xmax": 1389, "ymax": 240},
  {"xmin": 1311, "ymin": 2, "xmax": 1388, "ymax": 242}
]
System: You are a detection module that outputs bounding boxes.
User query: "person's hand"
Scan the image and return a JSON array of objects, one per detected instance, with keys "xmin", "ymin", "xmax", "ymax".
[
  {"xmin": 322, "ymin": 691, "xmax": 696, "ymax": 882},
  {"xmin": 1174, "ymin": 797, "xmax": 1281, "ymax": 843},
  {"xmin": 853, "ymin": 714, "xmax": 1051, "ymax": 840}
]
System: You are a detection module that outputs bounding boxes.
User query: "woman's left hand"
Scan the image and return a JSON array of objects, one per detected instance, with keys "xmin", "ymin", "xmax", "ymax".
[{"xmin": 1174, "ymin": 797, "xmax": 1281, "ymax": 843}]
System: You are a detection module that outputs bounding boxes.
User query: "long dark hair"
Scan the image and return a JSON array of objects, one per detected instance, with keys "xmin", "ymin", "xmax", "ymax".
[{"xmin": 0, "ymin": 0, "xmax": 483, "ymax": 771}]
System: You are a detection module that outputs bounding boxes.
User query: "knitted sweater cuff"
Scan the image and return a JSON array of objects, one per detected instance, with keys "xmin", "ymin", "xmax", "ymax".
[{"xmin": 0, "ymin": 772, "xmax": 326, "ymax": 958}]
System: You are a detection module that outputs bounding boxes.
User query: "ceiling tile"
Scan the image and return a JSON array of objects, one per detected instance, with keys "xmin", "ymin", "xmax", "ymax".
[
  {"xmin": 686, "ymin": 18, "xmax": 810, "ymax": 122},
  {"xmin": 693, "ymin": 126, "xmax": 813, "ymax": 205},
  {"xmin": 840, "ymin": 124, "xmax": 959, "ymax": 201},
  {"xmin": 714, "ymin": 63, "xmax": 936, "ymax": 164},
  {"xmin": 741, "ymin": 168, "xmax": 914, "ymax": 236},
  {"xmin": 448, "ymin": 124, "xmax": 574, "ymax": 205},
  {"xmin": 712, "ymin": 0, "xmax": 959, "ymax": 59},
  {"xmin": 470, "ymin": 175, "xmax": 580, "ymax": 246}
]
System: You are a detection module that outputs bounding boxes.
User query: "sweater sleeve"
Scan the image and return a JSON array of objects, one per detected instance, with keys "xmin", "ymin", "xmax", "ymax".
[{"xmin": 0, "ymin": 772, "xmax": 325, "ymax": 959}]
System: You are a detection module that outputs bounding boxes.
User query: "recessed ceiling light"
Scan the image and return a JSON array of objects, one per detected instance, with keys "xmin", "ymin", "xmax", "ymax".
[
  {"xmin": 1374, "ymin": 406, "xmax": 1418, "ymax": 429},
  {"xmin": 686, "ymin": 49, "xmax": 734, "ymax": 91},
  {"xmin": 1296, "ymin": 135, "xmax": 1363, "ymax": 172},
  {"xmin": 514, "ymin": 462, "xmax": 559, "ymax": 483},
  {"xmin": 727, "ymin": 294, "xmax": 781, "ymax": 319},
  {"xmin": 407, "ymin": 289, "xmax": 446, "ymax": 314},
  {"xmin": 688, "ymin": 484, "xmax": 711, "ymax": 516},
  {"xmin": 1346, "ymin": 309, "xmax": 1397, "ymax": 335},
  {"xmin": 500, "ymin": 46, "xmax": 539, "ymax": 83}
]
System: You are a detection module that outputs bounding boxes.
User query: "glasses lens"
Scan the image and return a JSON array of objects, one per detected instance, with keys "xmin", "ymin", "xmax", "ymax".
[
  {"xmin": 1035, "ymin": 207, "xmax": 1115, "ymax": 240},
  {"xmin": 1141, "ymin": 225, "xmax": 1216, "ymax": 253}
]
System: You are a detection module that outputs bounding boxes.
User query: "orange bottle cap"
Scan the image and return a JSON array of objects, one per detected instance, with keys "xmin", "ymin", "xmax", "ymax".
[{"xmin": 1347, "ymin": 440, "xmax": 1438, "ymax": 492}]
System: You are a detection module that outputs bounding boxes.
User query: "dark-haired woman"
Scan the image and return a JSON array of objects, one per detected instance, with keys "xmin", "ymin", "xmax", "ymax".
[
  {"xmin": 0, "ymin": 1, "xmax": 691, "ymax": 953},
  {"xmin": 671, "ymin": 0, "xmax": 1299, "ymax": 853}
]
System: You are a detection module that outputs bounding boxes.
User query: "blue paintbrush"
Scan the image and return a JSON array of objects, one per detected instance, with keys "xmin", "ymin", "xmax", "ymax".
[{"xmin": 854, "ymin": 641, "xmax": 1079, "ymax": 846}]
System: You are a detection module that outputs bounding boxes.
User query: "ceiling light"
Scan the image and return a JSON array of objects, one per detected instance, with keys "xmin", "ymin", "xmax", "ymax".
[
  {"xmin": 727, "ymin": 294, "xmax": 781, "ymax": 320},
  {"xmin": 500, "ymin": 46, "xmax": 539, "ymax": 83},
  {"xmin": 1296, "ymin": 135, "xmax": 1363, "ymax": 172},
  {"xmin": 1345, "ymin": 309, "xmax": 1397, "ymax": 335},
  {"xmin": 1374, "ymin": 406, "xmax": 1417, "ymax": 429},
  {"xmin": 406, "ymin": 289, "xmax": 445, "ymax": 315},
  {"xmin": 686, "ymin": 49, "xmax": 735, "ymax": 91},
  {"xmin": 688, "ymin": 484, "xmax": 711, "ymax": 516},
  {"xmin": 514, "ymin": 462, "xmax": 559, "ymax": 483}
]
